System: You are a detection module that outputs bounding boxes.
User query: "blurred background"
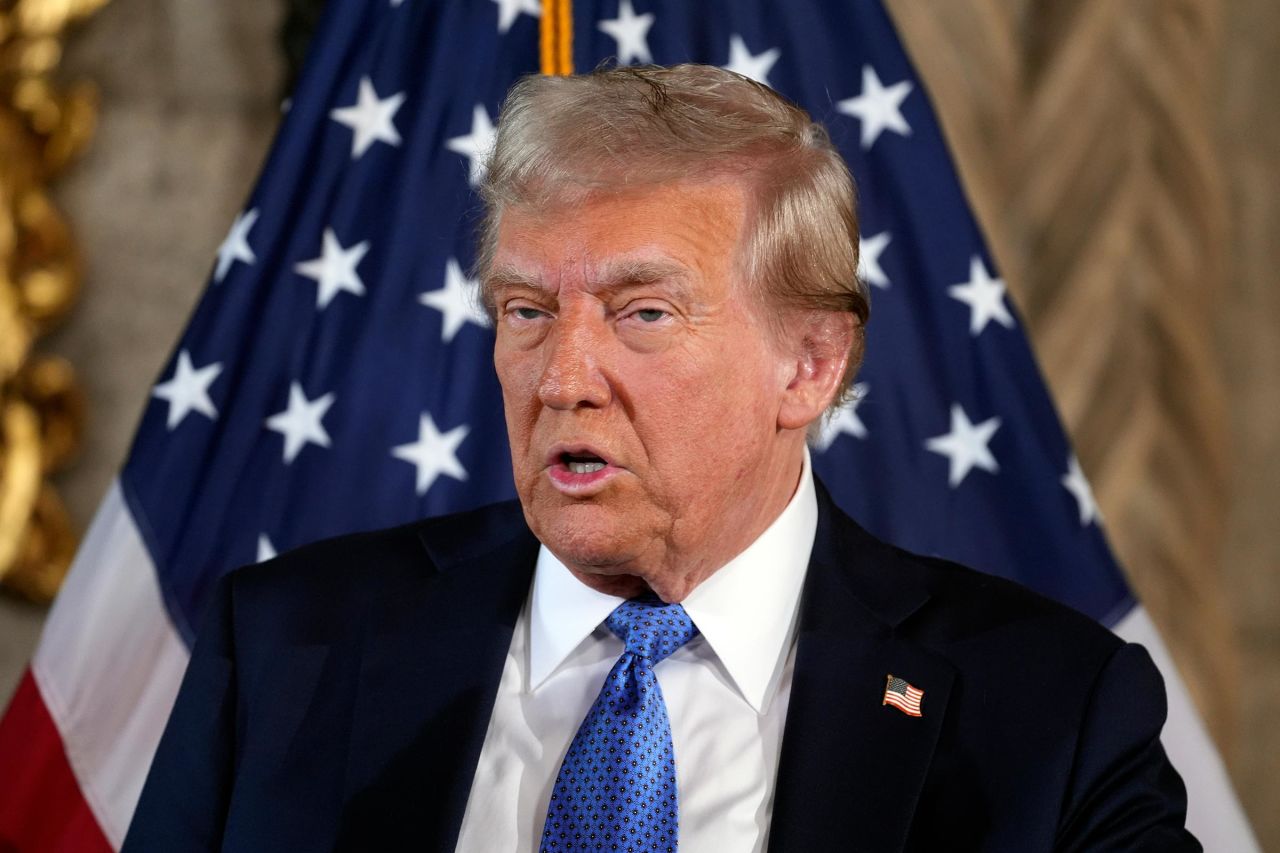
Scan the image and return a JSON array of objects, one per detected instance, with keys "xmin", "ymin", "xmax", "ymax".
[{"xmin": 0, "ymin": 0, "xmax": 1275, "ymax": 847}]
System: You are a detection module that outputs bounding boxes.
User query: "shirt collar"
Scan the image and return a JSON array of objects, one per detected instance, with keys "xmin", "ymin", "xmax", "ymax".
[
  {"xmin": 528, "ymin": 449, "xmax": 818, "ymax": 715},
  {"xmin": 528, "ymin": 543, "xmax": 626, "ymax": 691}
]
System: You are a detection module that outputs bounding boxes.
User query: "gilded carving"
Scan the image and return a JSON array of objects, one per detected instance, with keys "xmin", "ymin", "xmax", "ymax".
[{"xmin": 0, "ymin": 0, "xmax": 106, "ymax": 601}]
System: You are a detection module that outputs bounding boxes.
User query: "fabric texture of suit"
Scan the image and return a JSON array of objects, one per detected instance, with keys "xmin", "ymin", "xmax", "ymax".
[{"xmin": 123, "ymin": 480, "xmax": 1198, "ymax": 852}]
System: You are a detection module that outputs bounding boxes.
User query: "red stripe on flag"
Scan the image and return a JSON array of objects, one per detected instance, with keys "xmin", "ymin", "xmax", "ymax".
[{"xmin": 0, "ymin": 669, "xmax": 114, "ymax": 853}]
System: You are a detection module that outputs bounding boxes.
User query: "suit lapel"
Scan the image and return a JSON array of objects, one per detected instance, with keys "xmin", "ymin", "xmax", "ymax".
[
  {"xmin": 769, "ymin": 487, "xmax": 955, "ymax": 853},
  {"xmin": 338, "ymin": 502, "xmax": 539, "ymax": 852}
]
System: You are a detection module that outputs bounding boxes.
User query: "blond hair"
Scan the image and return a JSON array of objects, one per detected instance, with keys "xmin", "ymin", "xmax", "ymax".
[{"xmin": 477, "ymin": 63, "xmax": 867, "ymax": 407}]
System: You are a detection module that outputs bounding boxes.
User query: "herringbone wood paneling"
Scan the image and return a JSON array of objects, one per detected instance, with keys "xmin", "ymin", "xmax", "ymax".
[{"xmin": 889, "ymin": 0, "xmax": 1280, "ymax": 845}]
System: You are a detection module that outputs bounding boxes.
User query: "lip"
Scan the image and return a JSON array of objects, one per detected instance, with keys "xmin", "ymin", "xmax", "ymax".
[{"xmin": 544, "ymin": 442, "xmax": 623, "ymax": 496}]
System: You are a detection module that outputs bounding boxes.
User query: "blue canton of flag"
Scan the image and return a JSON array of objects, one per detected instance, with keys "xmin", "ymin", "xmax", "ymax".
[{"xmin": 126, "ymin": 0, "xmax": 1130, "ymax": 648}]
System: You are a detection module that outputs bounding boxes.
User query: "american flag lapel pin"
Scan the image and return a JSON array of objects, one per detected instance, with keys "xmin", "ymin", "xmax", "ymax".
[{"xmin": 883, "ymin": 674, "xmax": 924, "ymax": 717}]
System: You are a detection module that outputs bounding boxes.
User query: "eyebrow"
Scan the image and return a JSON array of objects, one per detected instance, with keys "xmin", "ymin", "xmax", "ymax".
[
  {"xmin": 485, "ymin": 258, "xmax": 692, "ymax": 299},
  {"xmin": 485, "ymin": 264, "xmax": 543, "ymax": 292}
]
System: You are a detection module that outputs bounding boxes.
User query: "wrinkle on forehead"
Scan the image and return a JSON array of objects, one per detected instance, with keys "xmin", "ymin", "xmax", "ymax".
[
  {"xmin": 486, "ymin": 179, "xmax": 750, "ymax": 311},
  {"xmin": 487, "ymin": 256, "xmax": 694, "ymax": 300}
]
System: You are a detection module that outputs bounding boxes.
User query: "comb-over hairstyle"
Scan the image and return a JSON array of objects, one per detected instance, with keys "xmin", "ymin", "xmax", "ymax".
[{"xmin": 477, "ymin": 63, "xmax": 868, "ymax": 409}]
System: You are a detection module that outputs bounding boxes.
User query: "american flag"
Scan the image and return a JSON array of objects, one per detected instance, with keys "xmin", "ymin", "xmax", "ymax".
[
  {"xmin": 0, "ymin": 0, "xmax": 1257, "ymax": 850},
  {"xmin": 883, "ymin": 675, "xmax": 924, "ymax": 718}
]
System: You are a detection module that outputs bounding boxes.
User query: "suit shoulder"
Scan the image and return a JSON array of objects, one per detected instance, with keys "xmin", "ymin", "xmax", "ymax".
[
  {"xmin": 816, "ymin": 481, "xmax": 1119, "ymax": 655},
  {"xmin": 897, "ymin": 544, "xmax": 1124, "ymax": 661},
  {"xmin": 820, "ymin": 494, "xmax": 1125, "ymax": 664},
  {"xmin": 209, "ymin": 500, "xmax": 528, "ymax": 644},
  {"xmin": 227, "ymin": 499, "xmax": 527, "ymax": 602}
]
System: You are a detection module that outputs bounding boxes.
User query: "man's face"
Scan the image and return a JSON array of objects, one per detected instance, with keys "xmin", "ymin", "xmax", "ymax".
[{"xmin": 490, "ymin": 179, "xmax": 805, "ymax": 601}]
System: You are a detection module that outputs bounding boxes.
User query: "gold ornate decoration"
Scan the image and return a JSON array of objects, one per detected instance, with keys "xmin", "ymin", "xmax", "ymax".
[
  {"xmin": 886, "ymin": 0, "xmax": 1236, "ymax": 746},
  {"xmin": 0, "ymin": 0, "xmax": 107, "ymax": 601}
]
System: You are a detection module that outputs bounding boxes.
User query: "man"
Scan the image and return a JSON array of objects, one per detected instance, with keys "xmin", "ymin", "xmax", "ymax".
[{"xmin": 123, "ymin": 65, "xmax": 1197, "ymax": 852}]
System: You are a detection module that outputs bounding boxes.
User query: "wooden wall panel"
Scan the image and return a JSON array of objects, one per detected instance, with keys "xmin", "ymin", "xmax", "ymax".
[{"xmin": 887, "ymin": 0, "xmax": 1278, "ymax": 844}]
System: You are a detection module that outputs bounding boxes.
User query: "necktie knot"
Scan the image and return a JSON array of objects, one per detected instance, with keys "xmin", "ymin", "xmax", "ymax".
[{"xmin": 606, "ymin": 595, "xmax": 699, "ymax": 664}]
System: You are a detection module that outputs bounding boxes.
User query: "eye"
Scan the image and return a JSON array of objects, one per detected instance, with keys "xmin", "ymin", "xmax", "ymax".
[
  {"xmin": 617, "ymin": 301, "xmax": 675, "ymax": 333},
  {"xmin": 503, "ymin": 300, "xmax": 550, "ymax": 322},
  {"xmin": 634, "ymin": 308, "xmax": 667, "ymax": 323}
]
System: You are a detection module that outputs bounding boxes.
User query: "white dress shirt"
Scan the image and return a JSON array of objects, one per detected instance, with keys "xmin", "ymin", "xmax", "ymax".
[{"xmin": 454, "ymin": 452, "xmax": 818, "ymax": 853}]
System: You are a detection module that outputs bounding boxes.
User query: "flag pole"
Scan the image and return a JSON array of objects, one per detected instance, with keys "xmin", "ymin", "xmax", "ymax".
[{"xmin": 540, "ymin": 0, "xmax": 574, "ymax": 75}]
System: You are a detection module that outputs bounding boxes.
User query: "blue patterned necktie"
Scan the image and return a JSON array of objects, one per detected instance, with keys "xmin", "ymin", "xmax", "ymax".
[{"xmin": 540, "ymin": 595, "xmax": 700, "ymax": 852}]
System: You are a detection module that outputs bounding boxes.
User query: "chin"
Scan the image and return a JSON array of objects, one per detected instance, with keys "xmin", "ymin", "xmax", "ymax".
[{"xmin": 526, "ymin": 501, "xmax": 638, "ymax": 570}]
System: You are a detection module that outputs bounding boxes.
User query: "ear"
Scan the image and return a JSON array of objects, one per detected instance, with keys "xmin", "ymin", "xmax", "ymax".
[{"xmin": 777, "ymin": 311, "xmax": 856, "ymax": 431}]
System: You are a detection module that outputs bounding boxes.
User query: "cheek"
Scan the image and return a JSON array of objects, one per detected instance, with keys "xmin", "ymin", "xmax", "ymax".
[
  {"xmin": 684, "ymin": 336, "xmax": 783, "ymax": 411},
  {"xmin": 494, "ymin": 351, "xmax": 540, "ymax": 448},
  {"xmin": 637, "ymin": 350, "xmax": 776, "ymax": 455},
  {"xmin": 495, "ymin": 333, "xmax": 539, "ymax": 391}
]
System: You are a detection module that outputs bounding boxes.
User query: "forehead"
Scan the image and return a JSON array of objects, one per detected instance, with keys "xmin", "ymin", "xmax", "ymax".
[{"xmin": 490, "ymin": 179, "xmax": 750, "ymax": 289}]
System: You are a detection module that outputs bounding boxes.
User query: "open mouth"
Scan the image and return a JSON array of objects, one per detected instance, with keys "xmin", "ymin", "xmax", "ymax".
[
  {"xmin": 560, "ymin": 451, "xmax": 607, "ymax": 475},
  {"xmin": 545, "ymin": 444, "xmax": 617, "ymax": 494}
]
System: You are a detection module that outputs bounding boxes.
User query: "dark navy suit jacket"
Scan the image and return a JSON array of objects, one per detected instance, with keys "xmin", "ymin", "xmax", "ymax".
[{"xmin": 123, "ymin": 481, "xmax": 1198, "ymax": 852}]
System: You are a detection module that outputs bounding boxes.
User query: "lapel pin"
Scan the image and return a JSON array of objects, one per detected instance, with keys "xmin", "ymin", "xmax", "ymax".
[{"xmin": 883, "ymin": 674, "xmax": 924, "ymax": 717}]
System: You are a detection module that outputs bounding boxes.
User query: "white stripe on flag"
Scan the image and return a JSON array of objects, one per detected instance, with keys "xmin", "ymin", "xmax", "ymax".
[
  {"xmin": 32, "ymin": 479, "xmax": 191, "ymax": 850},
  {"xmin": 1114, "ymin": 605, "xmax": 1260, "ymax": 852}
]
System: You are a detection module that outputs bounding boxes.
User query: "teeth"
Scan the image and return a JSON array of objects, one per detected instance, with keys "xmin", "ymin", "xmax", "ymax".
[{"xmin": 568, "ymin": 461, "xmax": 606, "ymax": 474}]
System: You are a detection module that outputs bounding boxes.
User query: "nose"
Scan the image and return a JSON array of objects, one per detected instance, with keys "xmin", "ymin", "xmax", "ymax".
[{"xmin": 537, "ymin": 308, "xmax": 612, "ymax": 410}]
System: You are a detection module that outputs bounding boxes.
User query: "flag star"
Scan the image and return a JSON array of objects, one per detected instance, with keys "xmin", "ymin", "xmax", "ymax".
[
  {"xmin": 723, "ymin": 35, "xmax": 780, "ymax": 86},
  {"xmin": 294, "ymin": 228, "xmax": 370, "ymax": 309},
  {"xmin": 947, "ymin": 255, "xmax": 1015, "ymax": 336},
  {"xmin": 419, "ymin": 259, "xmax": 491, "ymax": 343},
  {"xmin": 257, "ymin": 534, "xmax": 278, "ymax": 563},
  {"xmin": 598, "ymin": 0, "xmax": 655, "ymax": 65},
  {"xmin": 151, "ymin": 350, "xmax": 223, "ymax": 430},
  {"xmin": 925, "ymin": 404, "xmax": 1002, "ymax": 488},
  {"xmin": 265, "ymin": 382, "xmax": 335, "ymax": 464},
  {"xmin": 1062, "ymin": 454, "xmax": 1101, "ymax": 526},
  {"xmin": 859, "ymin": 231, "xmax": 892, "ymax": 289},
  {"xmin": 391, "ymin": 413, "xmax": 470, "ymax": 495},
  {"xmin": 814, "ymin": 383, "xmax": 870, "ymax": 451},
  {"xmin": 838, "ymin": 65, "xmax": 914, "ymax": 150},
  {"xmin": 329, "ymin": 76, "xmax": 405, "ymax": 159},
  {"xmin": 492, "ymin": 0, "xmax": 540, "ymax": 33},
  {"xmin": 214, "ymin": 208, "xmax": 259, "ymax": 283},
  {"xmin": 446, "ymin": 104, "xmax": 496, "ymax": 187}
]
